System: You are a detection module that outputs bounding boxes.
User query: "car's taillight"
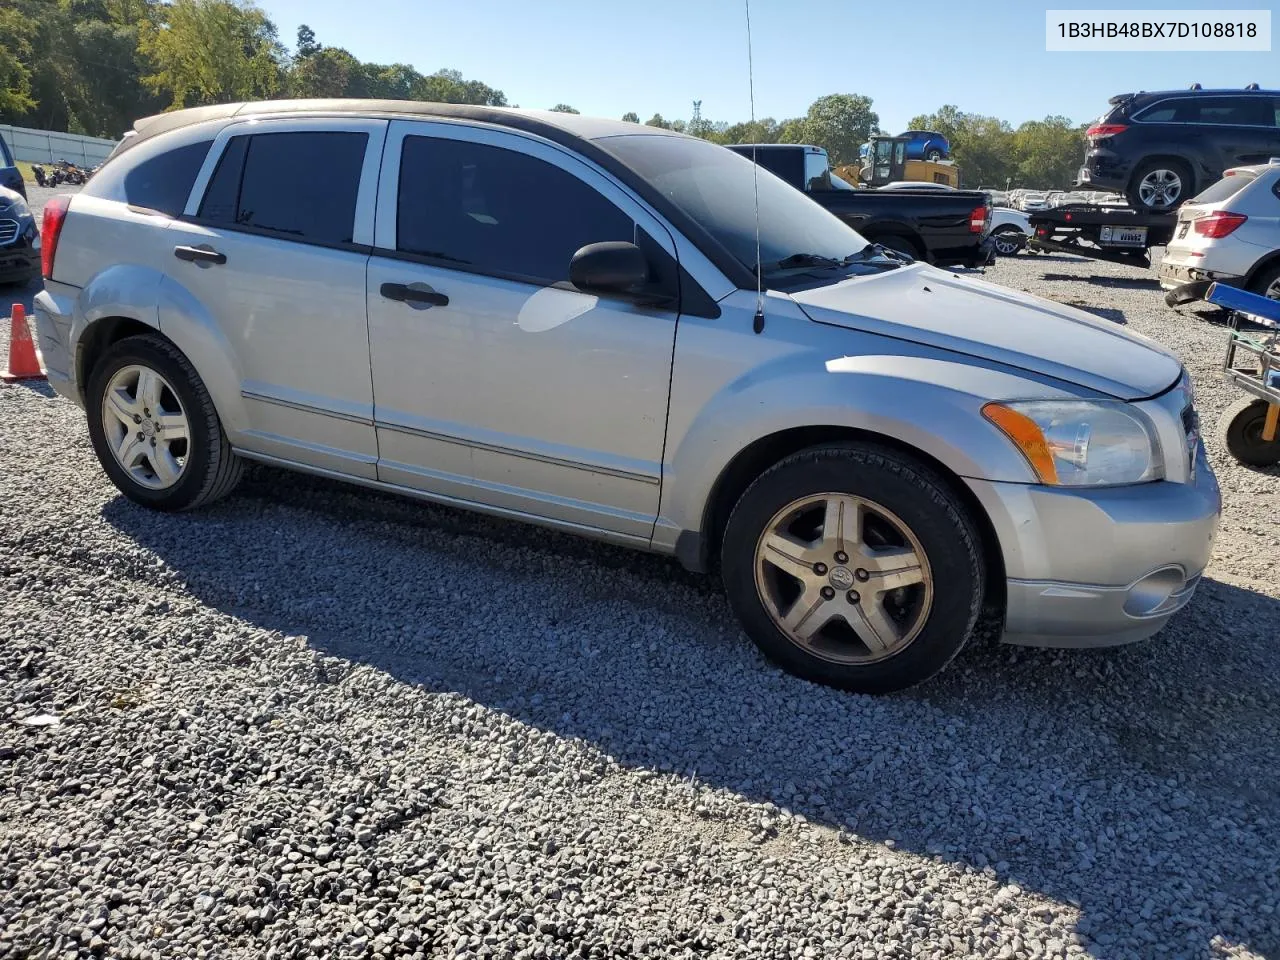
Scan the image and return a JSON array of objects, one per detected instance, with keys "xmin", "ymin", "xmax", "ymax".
[
  {"xmin": 969, "ymin": 204, "xmax": 989, "ymax": 234},
  {"xmin": 1193, "ymin": 211, "xmax": 1247, "ymax": 239},
  {"xmin": 41, "ymin": 194, "xmax": 72, "ymax": 280},
  {"xmin": 1085, "ymin": 123, "xmax": 1128, "ymax": 138}
]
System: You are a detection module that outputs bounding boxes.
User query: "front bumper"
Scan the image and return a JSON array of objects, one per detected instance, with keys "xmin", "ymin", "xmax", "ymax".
[
  {"xmin": 0, "ymin": 241, "xmax": 38, "ymax": 284},
  {"xmin": 965, "ymin": 449, "xmax": 1221, "ymax": 648}
]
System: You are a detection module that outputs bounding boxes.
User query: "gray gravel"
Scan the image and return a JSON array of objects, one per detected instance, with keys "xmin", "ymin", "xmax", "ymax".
[{"xmin": 2, "ymin": 238, "xmax": 1278, "ymax": 960}]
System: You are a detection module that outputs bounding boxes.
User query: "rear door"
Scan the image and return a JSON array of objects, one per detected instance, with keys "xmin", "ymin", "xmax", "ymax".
[
  {"xmin": 169, "ymin": 118, "xmax": 386, "ymax": 478},
  {"xmin": 364, "ymin": 120, "xmax": 683, "ymax": 542}
]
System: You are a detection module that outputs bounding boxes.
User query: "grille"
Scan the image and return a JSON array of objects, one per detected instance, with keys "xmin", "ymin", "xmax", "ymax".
[{"xmin": 0, "ymin": 219, "xmax": 18, "ymax": 245}]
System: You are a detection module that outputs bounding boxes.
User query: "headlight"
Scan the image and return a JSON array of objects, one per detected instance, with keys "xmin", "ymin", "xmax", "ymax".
[
  {"xmin": 0, "ymin": 196, "xmax": 31, "ymax": 219},
  {"xmin": 983, "ymin": 400, "xmax": 1163, "ymax": 486}
]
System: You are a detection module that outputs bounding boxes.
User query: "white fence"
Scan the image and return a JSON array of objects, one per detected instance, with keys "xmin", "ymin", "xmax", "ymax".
[{"xmin": 0, "ymin": 124, "xmax": 118, "ymax": 166}]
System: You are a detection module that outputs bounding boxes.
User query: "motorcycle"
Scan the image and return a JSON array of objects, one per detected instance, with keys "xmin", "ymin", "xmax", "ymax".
[{"xmin": 31, "ymin": 164, "xmax": 48, "ymax": 187}]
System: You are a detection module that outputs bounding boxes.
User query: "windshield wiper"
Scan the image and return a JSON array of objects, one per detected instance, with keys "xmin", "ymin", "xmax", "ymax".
[{"xmin": 759, "ymin": 253, "xmax": 847, "ymax": 275}]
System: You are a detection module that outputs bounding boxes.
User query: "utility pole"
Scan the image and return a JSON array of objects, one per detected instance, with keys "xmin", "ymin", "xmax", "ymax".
[{"xmin": 691, "ymin": 100, "xmax": 702, "ymax": 135}]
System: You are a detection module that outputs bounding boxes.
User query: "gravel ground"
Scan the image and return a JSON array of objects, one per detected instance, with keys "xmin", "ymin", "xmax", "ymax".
[{"xmin": 2, "ymin": 221, "xmax": 1278, "ymax": 960}]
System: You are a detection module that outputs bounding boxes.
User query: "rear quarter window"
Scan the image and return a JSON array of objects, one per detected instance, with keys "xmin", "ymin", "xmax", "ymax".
[{"xmin": 122, "ymin": 140, "xmax": 214, "ymax": 216}]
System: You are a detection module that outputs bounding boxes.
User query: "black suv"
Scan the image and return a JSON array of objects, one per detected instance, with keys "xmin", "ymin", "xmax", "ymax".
[
  {"xmin": 0, "ymin": 131, "xmax": 25, "ymax": 199},
  {"xmin": 1078, "ymin": 84, "xmax": 1280, "ymax": 212}
]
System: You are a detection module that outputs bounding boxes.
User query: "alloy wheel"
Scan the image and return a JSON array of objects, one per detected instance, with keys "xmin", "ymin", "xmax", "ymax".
[
  {"xmin": 753, "ymin": 493, "xmax": 934, "ymax": 664},
  {"xmin": 1137, "ymin": 169, "xmax": 1182, "ymax": 209},
  {"xmin": 100, "ymin": 364, "xmax": 191, "ymax": 490},
  {"xmin": 992, "ymin": 230, "xmax": 1023, "ymax": 255}
]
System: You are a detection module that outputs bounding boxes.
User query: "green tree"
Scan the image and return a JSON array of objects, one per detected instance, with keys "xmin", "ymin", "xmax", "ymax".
[
  {"xmin": 795, "ymin": 93, "xmax": 878, "ymax": 165},
  {"xmin": 549, "ymin": 103, "xmax": 579, "ymax": 113},
  {"xmin": 644, "ymin": 113, "xmax": 671, "ymax": 129},
  {"xmin": 621, "ymin": 111, "xmax": 639, "ymax": 123},
  {"xmin": 290, "ymin": 46, "xmax": 359, "ymax": 98},
  {"xmin": 908, "ymin": 105, "xmax": 1015, "ymax": 188},
  {"xmin": 1011, "ymin": 116, "xmax": 1086, "ymax": 189},
  {"xmin": 140, "ymin": 0, "xmax": 284, "ymax": 109},
  {"xmin": 294, "ymin": 23, "xmax": 320, "ymax": 59},
  {"xmin": 412, "ymin": 69, "xmax": 505, "ymax": 106},
  {"xmin": 0, "ymin": 8, "xmax": 37, "ymax": 118}
]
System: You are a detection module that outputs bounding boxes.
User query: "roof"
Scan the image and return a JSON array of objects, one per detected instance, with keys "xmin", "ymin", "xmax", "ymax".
[
  {"xmin": 1115, "ymin": 87, "xmax": 1278, "ymax": 102},
  {"xmin": 123, "ymin": 99, "xmax": 687, "ymax": 154}
]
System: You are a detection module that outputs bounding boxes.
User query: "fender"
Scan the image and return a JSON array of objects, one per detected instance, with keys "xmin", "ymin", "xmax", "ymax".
[
  {"xmin": 154, "ymin": 274, "xmax": 251, "ymax": 437},
  {"xmin": 71, "ymin": 263, "xmax": 163, "ymax": 394},
  {"xmin": 655, "ymin": 302, "xmax": 1091, "ymax": 550}
]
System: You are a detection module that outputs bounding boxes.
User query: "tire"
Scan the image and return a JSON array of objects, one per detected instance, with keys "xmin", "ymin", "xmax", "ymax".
[
  {"xmin": 86, "ymin": 333, "xmax": 244, "ymax": 511},
  {"xmin": 720, "ymin": 443, "xmax": 985, "ymax": 694},
  {"xmin": 1218, "ymin": 397, "xmax": 1280, "ymax": 467},
  {"xmin": 1246, "ymin": 262, "xmax": 1280, "ymax": 301},
  {"xmin": 991, "ymin": 226, "xmax": 1025, "ymax": 257},
  {"xmin": 871, "ymin": 234, "xmax": 923, "ymax": 261},
  {"xmin": 1126, "ymin": 158, "xmax": 1192, "ymax": 213}
]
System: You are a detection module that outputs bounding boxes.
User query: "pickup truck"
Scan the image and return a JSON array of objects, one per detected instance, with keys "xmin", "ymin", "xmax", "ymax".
[{"xmin": 727, "ymin": 143, "xmax": 994, "ymax": 268}]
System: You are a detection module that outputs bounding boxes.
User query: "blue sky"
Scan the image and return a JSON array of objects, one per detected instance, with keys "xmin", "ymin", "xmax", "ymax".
[{"xmin": 255, "ymin": 0, "xmax": 1276, "ymax": 131}]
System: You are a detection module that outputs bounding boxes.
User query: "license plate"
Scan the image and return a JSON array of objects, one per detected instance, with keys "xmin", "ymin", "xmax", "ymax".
[
  {"xmin": 1177, "ymin": 222, "xmax": 1189, "ymax": 239},
  {"xmin": 1100, "ymin": 225, "xmax": 1147, "ymax": 247}
]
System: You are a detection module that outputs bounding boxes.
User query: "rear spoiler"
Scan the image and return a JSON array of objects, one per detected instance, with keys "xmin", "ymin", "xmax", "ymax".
[{"xmin": 1107, "ymin": 92, "xmax": 1137, "ymax": 106}]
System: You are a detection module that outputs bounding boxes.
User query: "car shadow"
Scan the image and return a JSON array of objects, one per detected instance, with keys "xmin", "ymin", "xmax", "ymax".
[
  {"xmin": 1040, "ymin": 272, "xmax": 1158, "ymax": 290},
  {"xmin": 99, "ymin": 465, "xmax": 1280, "ymax": 957}
]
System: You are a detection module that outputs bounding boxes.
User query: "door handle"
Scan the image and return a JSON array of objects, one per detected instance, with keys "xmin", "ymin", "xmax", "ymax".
[
  {"xmin": 380, "ymin": 282, "xmax": 449, "ymax": 307},
  {"xmin": 174, "ymin": 245, "xmax": 226, "ymax": 265}
]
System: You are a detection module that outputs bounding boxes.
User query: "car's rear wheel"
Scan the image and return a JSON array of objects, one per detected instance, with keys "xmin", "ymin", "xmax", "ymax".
[
  {"xmin": 721, "ymin": 444, "xmax": 985, "ymax": 693},
  {"xmin": 1127, "ymin": 159, "xmax": 1191, "ymax": 212},
  {"xmin": 1247, "ymin": 263, "xmax": 1280, "ymax": 301},
  {"xmin": 871, "ymin": 234, "xmax": 923, "ymax": 261},
  {"xmin": 86, "ymin": 333, "xmax": 243, "ymax": 511}
]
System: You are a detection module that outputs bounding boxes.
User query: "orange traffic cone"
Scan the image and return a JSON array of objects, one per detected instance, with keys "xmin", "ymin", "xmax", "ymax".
[{"xmin": 1, "ymin": 304, "xmax": 46, "ymax": 382}]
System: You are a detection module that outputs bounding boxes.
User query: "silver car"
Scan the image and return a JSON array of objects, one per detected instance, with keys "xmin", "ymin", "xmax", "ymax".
[
  {"xmin": 32, "ymin": 101, "xmax": 1220, "ymax": 693},
  {"xmin": 1160, "ymin": 159, "xmax": 1280, "ymax": 302}
]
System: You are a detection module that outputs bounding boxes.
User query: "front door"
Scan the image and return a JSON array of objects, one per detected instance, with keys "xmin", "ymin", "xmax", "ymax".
[
  {"xmin": 364, "ymin": 120, "xmax": 683, "ymax": 542},
  {"xmin": 168, "ymin": 118, "xmax": 387, "ymax": 478}
]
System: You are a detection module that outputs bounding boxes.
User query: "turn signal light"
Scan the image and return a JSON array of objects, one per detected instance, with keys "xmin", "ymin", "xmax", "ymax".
[{"xmin": 1193, "ymin": 212, "xmax": 1247, "ymax": 239}]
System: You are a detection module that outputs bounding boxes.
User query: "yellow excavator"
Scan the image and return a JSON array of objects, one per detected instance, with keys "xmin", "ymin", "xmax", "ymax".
[{"xmin": 841, "ymin": 136, "xmax": 961, "ymax": 188}]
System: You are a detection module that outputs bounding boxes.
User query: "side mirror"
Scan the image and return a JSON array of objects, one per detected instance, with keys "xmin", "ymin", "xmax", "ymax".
[{"xmin": 569, "ymin": 241, "xmax": 649, "ymax": 294}]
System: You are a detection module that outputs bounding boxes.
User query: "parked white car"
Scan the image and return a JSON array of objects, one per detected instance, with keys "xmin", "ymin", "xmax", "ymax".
[{"xmin": 1160, "ymin": 159, "xmax": 1280, "ymax": 305}]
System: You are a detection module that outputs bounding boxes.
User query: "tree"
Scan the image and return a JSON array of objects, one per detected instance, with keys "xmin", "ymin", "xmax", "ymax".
[
  {"xmin": 140, "ymin": 0, "xmax": 284, "ymax": 109},
  {"xmin": 290, "ymin": 46, "xmax": 359, "ymax": 98},
  {"xmin": 1012, "ymin": 116, "xmax": 1086, "ymax": 189},
  {"xmin": 412, "ymin": 69, "xmax": 505, "ymax": 106},
  {"xmin": 0, "ymin": 8, "xmax": 37, "ymax": 118},
  {"xmin": 295, "ymin": 23, "xmax": 320, "ymax": 59},
  {"xmin": 621, "ymin": 111, "xmax": 639, "ymax": 123},
  {"xmin": 645, "ymin": 113, "xmax": 671, "ymax": 129},
  {"xmin": 550, "ymin": 103, "xmax": 579, "ymax": 113},
  {"xmin": 908, "ymin": 105, "xmax": 1015, "ymax": 188},
  {"xmin": 796, "ymin": 93, "xmax": 878, "ymax": 165}
]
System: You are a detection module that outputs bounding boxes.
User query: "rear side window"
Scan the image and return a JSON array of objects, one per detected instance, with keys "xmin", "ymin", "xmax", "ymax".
[
  {"xmin": 0, "ymin": 135, "xmax": 12, "ymax": 166},
  {"xmin": 395, "ymin": 136, "xmax": 633, "ymax": 284},
  {"xmin": 197, "ymin": 131, "xmax": 366, "ymax": 245},
  {"xmin": 122, "ymin": 139, "xmax": 213, "ymax": 216},
  {"xmin": 1136, "ymin": 105, "xmax": 1177, "ymax": 123},
  {"xmin": 1190, "ymin": 170, "xmax": 1258, "ymax": 204},
  {"xmin": 1192, "ymin": 98, "xmax": 1270, "ymax": 125}
]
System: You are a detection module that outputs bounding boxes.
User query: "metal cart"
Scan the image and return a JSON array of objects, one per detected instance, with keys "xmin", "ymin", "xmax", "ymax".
[{"xmin": 1205, "ymin": 282, "xmax": 1280, "ymax": 467}]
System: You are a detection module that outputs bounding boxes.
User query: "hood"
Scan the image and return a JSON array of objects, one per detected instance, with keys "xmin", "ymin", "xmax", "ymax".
[{"xmin": 788, "ymin": 265, "xmax": 1182, "ymax": 400}]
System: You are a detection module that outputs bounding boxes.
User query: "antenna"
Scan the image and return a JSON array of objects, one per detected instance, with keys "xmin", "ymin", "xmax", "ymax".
[{"xmin": 744, "ymin": 0, "xmax": 765, "ymax": 334}]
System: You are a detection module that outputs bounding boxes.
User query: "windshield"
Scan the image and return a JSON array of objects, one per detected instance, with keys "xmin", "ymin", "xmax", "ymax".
[{"xmin": 599, "ymin": 134, "xmax": 867, "ymax": 280}]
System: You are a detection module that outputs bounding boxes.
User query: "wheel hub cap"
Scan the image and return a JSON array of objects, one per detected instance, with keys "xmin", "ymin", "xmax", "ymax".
[
  {"xmin": 753, "ymin": 493, "xmax": 934, "ymax": 665},
  {"xmin": 100, "ymin": 364, "xmax": 191, "ymax": 491}
]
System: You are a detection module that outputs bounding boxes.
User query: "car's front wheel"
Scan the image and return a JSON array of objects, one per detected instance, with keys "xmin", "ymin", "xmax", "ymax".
[
  {"xmin": 86, "ymin": 333, "xmax": 243, "ymax": 511},
  {"xmin": 721, "ymin": 444, "xmax": 985, "ymax": 693}
]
